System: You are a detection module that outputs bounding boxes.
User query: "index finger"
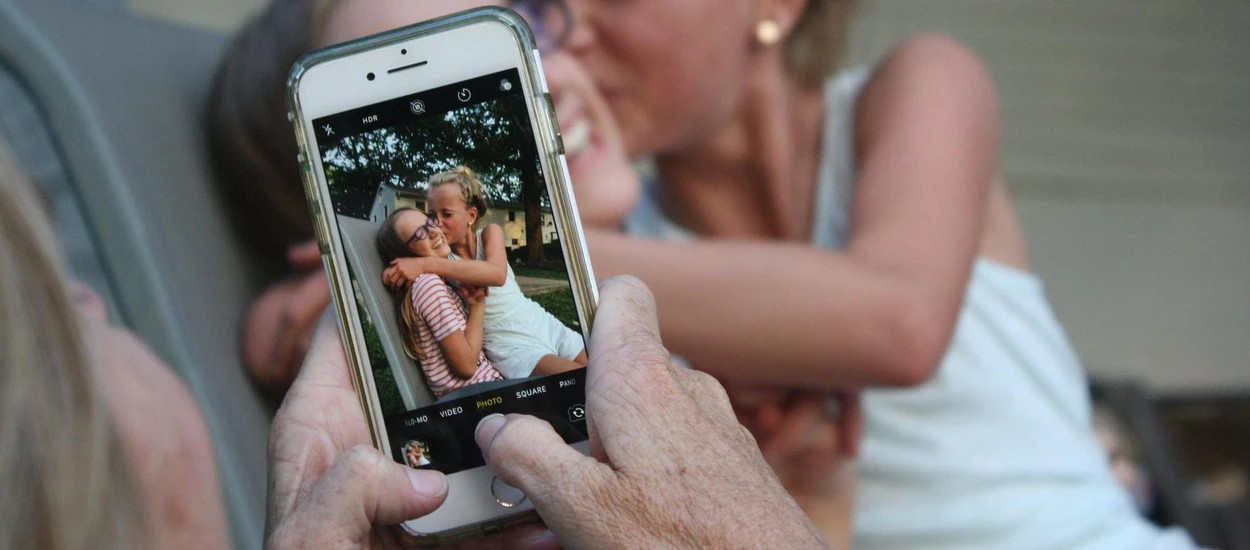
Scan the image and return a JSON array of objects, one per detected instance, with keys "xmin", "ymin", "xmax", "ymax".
[
  {"xmin": 584, "ymin": 277, "xmax": 677, "ymax": 453},
  {"xmin": 291, "ymin": 310, "xmax": 354, "ymax": 392}
]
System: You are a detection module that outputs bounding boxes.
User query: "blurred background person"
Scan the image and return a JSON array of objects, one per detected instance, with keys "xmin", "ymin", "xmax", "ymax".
[
  {"xmin": 552, "ymin": 0, "xmax": 1203, "ymax": 548},
  {"xmin": 0, "ymin": 140, "xmax": 229, "ymax": 549}
]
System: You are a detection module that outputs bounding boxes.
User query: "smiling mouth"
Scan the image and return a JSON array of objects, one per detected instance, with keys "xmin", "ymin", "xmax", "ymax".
[
  {"xmin": 564, "ymin": 117, "xmax": 593, "ymax": 158},
  {"xmin": 430, "ymin": 234, "xmax": 444, "ymax": 249}
]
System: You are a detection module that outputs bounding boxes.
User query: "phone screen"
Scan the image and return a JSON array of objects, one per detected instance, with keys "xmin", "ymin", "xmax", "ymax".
[{"xmin": 311, "ymin": 68, "xmax": 588, "ymax": 475}]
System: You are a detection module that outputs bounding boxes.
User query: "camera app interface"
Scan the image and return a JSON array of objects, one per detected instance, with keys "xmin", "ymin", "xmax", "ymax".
[{"xmin": 313, "ymin": 69, "xmax": 588, "ymax": 474}]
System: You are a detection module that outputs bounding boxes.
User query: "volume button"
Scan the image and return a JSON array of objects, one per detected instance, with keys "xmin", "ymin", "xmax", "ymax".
[
  {"xmin": 300, "ymin": 156, "xmax": 331, "ymax": 255},
  {"xmin": 544, "ymin": 93, "xmax": 564, "ymax": 155},
  {"xmin": 310, "ymin": 200, "xmax": 330, "ymax": 255}
]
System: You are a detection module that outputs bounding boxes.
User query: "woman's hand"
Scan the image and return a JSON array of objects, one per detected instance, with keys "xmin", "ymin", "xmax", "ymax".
[
  {"xmin": 727, "ymin": 385, "xmax": 862, "ymax": 491},
  {"xmin": 725, "ymin": 386, "xmax": 860, "ymax": 545},
  {"xmin": 382, "ymin": 257, "xmax": 429, "ymax": 290},
  {"xmin": 243, "ymin": 240, "xmax": 331, "ymax": 393},
  {"xmin": 457, "ymin": 284, "xmax": 489, "ymax": 306}
]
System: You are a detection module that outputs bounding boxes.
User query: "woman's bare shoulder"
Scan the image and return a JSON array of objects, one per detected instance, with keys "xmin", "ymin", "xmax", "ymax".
[
  {"xmin": 854, "ymin": 34, "xmax": 999, "ymax": 159},
  {"xmin": 871, "ymin": 34, "xmax": 992, "ymax": 88},
  {"xmin": 482, "ymin": 223, "xmax": 505, "ymax": 239},
  {"xmin": 857, "ymin": 34, "xmax": 997, "ymax": 129}
]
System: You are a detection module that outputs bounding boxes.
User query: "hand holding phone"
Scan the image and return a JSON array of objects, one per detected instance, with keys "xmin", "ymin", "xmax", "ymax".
[
  {"xmin": 474, "ymin": 278, "xmax": 830, "ymax": 549},
  {"xmin": 267, "ymin": 279, "xmax": 829, "ymax": 549},
  {"xmin": 288, "ymin": 8, "xmax": 599, "ymax": 543},
  {"xmin": 266, "ymin": 313, "xmax": 446, "ymax": 549}
]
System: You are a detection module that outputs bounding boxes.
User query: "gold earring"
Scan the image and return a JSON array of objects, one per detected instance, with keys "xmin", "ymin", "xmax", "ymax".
[{"xmin": 756, "ymin": 19, "xmax": 781, "ymax": 46}]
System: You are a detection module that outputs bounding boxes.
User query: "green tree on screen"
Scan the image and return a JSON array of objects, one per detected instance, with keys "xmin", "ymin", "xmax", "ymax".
[{"xmin": 322, "ymin": 95, "xmax": 548, "ymax": 263}]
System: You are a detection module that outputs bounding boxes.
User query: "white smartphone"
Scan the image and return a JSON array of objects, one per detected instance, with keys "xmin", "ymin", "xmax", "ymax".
[{"xmin": 286, "ymin": 8, "xmax": 597, "ymax": 545}]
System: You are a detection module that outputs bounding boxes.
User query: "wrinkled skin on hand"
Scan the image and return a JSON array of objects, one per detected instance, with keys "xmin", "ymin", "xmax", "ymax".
[{"xmin": 474, "ymin": 277, "xmax": 830, "ymax": 549}]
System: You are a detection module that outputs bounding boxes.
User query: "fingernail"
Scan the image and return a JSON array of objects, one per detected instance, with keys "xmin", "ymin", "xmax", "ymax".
[
  {"xmin": 406, "ymin": 468, "xmax": 447, "ymax": 497},
  {"xmin": 475, "ymin": 413, "xmax": 507, "ymax": 450}
]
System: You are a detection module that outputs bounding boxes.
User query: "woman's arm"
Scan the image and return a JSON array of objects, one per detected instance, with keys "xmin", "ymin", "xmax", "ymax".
[
  {"xmin": 438, "ymin": 317, "xmax": 485, "ymax": 381},
  {"xmin": 458, "ymin": 286, "xmax": 488, "ymax": 360},
  {"xmin": 589, "ymin": 36, "xmax": 999, "ymax": 389},
  {"xmin": 384, "ymin": 225, "xmax": 510, "ymax": 288}
]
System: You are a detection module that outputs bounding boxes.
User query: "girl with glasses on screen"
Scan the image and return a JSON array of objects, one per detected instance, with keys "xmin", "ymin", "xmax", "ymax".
[{"xmin": 376, "ymin": 207, "xmax": 504, "ymax": 398}]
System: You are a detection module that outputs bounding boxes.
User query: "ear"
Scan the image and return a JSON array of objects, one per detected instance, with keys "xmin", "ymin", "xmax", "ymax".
[{"xmin": 755, "ymin": 0, "xmax": 809, "ymax": 40}]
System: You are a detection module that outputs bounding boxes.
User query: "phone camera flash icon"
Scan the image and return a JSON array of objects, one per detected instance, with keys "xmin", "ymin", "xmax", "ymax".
[{"xmin": 500, "ymin": 79, "xmax": 513, "ymax": 92}]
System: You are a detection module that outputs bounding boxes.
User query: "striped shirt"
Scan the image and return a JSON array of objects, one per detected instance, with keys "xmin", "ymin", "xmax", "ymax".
[{"xmin": 409, "ymin": 274, "xmax": 502, "ymax": 397}]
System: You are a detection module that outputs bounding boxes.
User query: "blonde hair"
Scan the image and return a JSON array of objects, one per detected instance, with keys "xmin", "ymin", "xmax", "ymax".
[
  {"xmin": 785, "ymin": 0, "xmax": 859, "ymax": 89},
  {"xmin": 0, "ymin": 142, "xmax": 145, "ymax": 549},
  {"xmin": 429, "ymin": 166, "xmax": 491, "ymax": 231}
]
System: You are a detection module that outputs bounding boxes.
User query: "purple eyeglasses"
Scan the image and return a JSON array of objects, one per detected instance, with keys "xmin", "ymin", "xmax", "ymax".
[
  {"xmin": 510, "ymin": 0, "xmax": 573, "ymax": 54},
  {"xmin": 406, "ymin": 216, "xmax": 440, "ymax": 247}
]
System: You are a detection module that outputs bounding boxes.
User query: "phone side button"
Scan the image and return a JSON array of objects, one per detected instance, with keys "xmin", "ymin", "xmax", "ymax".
[
  {"xmin": 490, "ymin": 476, "xmax": 527, "ymax": 508},
  {"xmin": 308, "ymin": 198, "xmax": 330, "ymax": 254},
  {"xmin": 544, "ymin": 93, "xmax": 565, "ymax": 154}
]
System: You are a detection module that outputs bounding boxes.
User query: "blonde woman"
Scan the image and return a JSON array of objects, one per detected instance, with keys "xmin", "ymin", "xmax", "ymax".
[
  {"xmin": 0, "ymin": 142, "xmax": 148, "ymax": 548},
  {"xmin": 0, "ymin": 142, "xmax": 456, "ymax": 549}
]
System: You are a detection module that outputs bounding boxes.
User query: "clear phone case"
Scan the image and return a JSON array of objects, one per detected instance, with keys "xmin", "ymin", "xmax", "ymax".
[{"xmin": 284, "ymin": 7, "xmax": 597, "ymax": 546}]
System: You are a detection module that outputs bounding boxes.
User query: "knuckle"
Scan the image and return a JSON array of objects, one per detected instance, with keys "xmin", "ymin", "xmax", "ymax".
[
  {"xmin": 602, "ymin": 274, "xmax": 650, "ymax": 298},
  {"xmin": 341, "ymin": 445, "xmax": 385, "ymax": 478},
  {"xmin": 600, "ymin": 277, "xmax": 658, "ymax": 317},
  {"xmin": 488, "ymin": 415, "xmax": 547, "ymax": 470},
  {"xmin": 613, "ymin": 350, "xmax": 679, "ymax": 397},
  {"xmin": 736, "ymin": 424, "xmax": 760, "ymax": 449},
  {"xmin": 686, "ymin": 370, "xmax": 733, "ymax": 408}
]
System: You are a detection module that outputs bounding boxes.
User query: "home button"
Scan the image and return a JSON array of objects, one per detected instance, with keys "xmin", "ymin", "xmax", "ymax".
[{"xmin": 491, "ymin": 476, "xmax": 527, "ymax": 508}]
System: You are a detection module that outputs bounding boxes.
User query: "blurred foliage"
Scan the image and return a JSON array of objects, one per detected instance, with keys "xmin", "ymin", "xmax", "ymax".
[{"xmin": 358, "ymin": 305, "xmax": 406, "ymax": 416}]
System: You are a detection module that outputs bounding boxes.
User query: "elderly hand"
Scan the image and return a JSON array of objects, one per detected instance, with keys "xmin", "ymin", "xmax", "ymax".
[
  {"xmin": 265, "ymin": 311, "xmax": 448, "ymax": 549},
  {"xmin": 266, "ymin": 313, "xmax": 560, "ymax": 549},
  {"xmin": 474, "ymin": 277, "xmax": 829, "ymax": 549}
]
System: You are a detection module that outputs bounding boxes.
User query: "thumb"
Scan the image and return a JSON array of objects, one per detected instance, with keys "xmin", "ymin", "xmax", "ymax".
[
  {"xmin": 299, "ymin": 446, "xmax": 448, "ymax": 528},
  {"xmin": 475, "ymin": 414, "xmax": 607, "ymax": 503}
]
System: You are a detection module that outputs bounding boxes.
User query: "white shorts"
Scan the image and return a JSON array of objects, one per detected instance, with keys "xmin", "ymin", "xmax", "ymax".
[{"xmin": 482, "ymin": 304, "xmax": 584, "ymax": 379}]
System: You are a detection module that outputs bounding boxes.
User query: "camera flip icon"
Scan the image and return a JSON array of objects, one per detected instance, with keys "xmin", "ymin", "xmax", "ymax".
[{"xmin": 567, "ymin": 404, "xmax": 586, "ymax": 423}]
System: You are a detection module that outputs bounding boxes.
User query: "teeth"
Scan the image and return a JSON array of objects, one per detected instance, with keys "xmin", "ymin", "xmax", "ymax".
[{"xmin": 563, "ymin": 118, "xmax": 592, "ymax": 157}]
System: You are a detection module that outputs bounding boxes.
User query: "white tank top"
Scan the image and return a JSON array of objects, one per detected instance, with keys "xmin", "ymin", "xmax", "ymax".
[
  {"xmin": 451, "ymin": 229, "xmax": 527, "ymax": 324},
  {"xmin": 625, "ymin": 68, "xmax": 1199, "ymax": 550}
]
